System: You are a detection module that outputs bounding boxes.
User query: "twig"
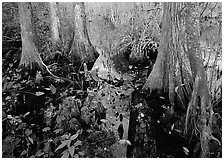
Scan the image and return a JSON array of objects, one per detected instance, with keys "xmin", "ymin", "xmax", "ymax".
[
  {"xmin": 200, "ymin": 2, "xmax": 208, "ymax": 18},
  {"xmin": 146, "ymin": 7, "xmax": 161, "ymax": 12}
]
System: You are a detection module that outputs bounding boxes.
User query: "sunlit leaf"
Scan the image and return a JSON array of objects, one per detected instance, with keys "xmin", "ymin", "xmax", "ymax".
[
  {"xmin": 16, "ymin": 122, "xmax": 27, "ymax": 130},
  {"xmin": 91, "ymin": 73, "xmax": 99, "ymax": 81},
  {"xmin": 140, "ymin": 123, "xmax": 146, "ymax": 128},
  {"xmin": 50, "ymin": 84, "xmax": 56, "ymax": 94},
  {"xmin": 23, "ymin": 112, "xmax": 30, "ymax": 117},
  {"xmin": 42, "ymin": 127, "xmax": 50, "ymax": 132},
  {"xmin": 74, "ymin": 154, "xmax": 79, "ymax": 158},
  {"xmin": 55, "ymin": 78, "xmax": 64, "ymax": 83},
  {"xmin": 15, "ymin": 117, "xmax": 22, "ymax": 124},
  {"xmin": 183, "ymin": 147, "xmax": 189, "ymax": 155},
  {"xmin": 87, "ymin": 129, "xmax": 93, "ymax": 133},
  {"xmin": 20, "ymin": 150, "xmax": 27, "ymax": 156},
  {"xmin": 78, "ymin": 151, "xmax": 85, "ymax": 156},
  {"xmin": 3, "ymin": 82, "xmax": 8, "ymax": 92},
  {"xmin": 61, "ymin": 134, "xmax": 70, "ymax": 139},
  {"xmin": 9, "ymin": 63, "xmax": 13, "ymax": 68},
  {"xmin": 35, "ymin": 92, "xmax": 45, "ymax": 96},
  {"xmin": 35, "ymin": 71, "xmax": 43, "ymax": 84},
  {"xmin": 65, "ymin": 140, "xmax": 72, "ymax": 147},
  {"xmin": 76, "ymin": 90, "xmax": 83, "ymax": 94},
  {"xmin": 68, "ymin": 146, "xmax": 75, "ymax": 157},
  {"xmin": 35, "ymin": 150, "xmax": 44, "ymax": 157},
  {"xmin": 62, "ymin": 149, "xmax": 70, "ymax": 158},
  {"xmin": 171, "ymin": 124, "xmax": 175, "ymax": 130},
  {"xmin": 55, "ymin": 142, "xmax": 67, "ymax": 152},
  {"xmin": 100, "ymin": 119, "xmax": 108, "ymax": 123},
  {"xmin": 54, "ymin": 128, "xmax": 63, "ymax": 134},
  {"xmin": 16, "ymin": 68, "xmax": 22, "ymax": 72},
  {"xmin": 70, "ymin": 133, "xmax": 79, "ymax": 141},
  {"xmin": 28, "ymin": 137, "xmax": 34, "ymax": 144},
  {"xmin": 161, "ymin": 104, "xmax": 166, "ymax": 108},
  {"xmin": 5, "ymin": 96, "xmax": 11, "ymax": 100},
  {"xmin": 174, "ymin": 129, "xmax": 182, "ymax": 133},
  {"xmin": 159, "ymin": 96, "xmax": 165, "ymax": 99},
  {"xmin": 135, "ymin": 103, "xmax": 142, "ymax": 108},
  {"xmin": 25, "ymin": 129, "xmax": 32, "ymax": 136},
  {"xmin": 140, "ymin": 112, "xmax": 144, "ymax": 117},
  {"xmin": 21, "ymin": 80, "xmax": 27, "ymax": 84},
  {"xmin": 73, "ymin": 140, "xmax": 82, "ymax": 147},
  {"xmin": 119, "ymin": 139, "xmax": 131, "ymax": 145}
]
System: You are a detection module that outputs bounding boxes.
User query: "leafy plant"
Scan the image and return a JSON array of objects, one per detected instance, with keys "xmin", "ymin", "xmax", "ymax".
[
  {"xmin": 55, "ymin": 129, "xmax": 83, "ymax": 158},
  {"xmin": 2, "ymin": 112, "xmax": 37, "ymax": 158}
]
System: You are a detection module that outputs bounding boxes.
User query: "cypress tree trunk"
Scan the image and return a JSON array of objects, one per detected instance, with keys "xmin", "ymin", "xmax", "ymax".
[
  {"xmin": 69, "ymin": 2, "xmax": 98, "ymax": 65},
  {"xmin": 184, "ymin": 3, "xmax": 215, "ymax": 157},
  {"xmin": 18, "ymin": 2, "xmax": 48, "ymax": 75},
  {"xmin": 49, "ymin": 2, "xmax": 60, "ymax": 50}
]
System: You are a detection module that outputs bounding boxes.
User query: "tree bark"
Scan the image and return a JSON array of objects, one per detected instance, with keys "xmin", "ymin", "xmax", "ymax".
[
  {"xmin": 49, "ymin": 2, "xmax": 60, "ymax": 50},
  {"xmin": 184, "ymin": 3, "xmax": 215, "ymax": 157},
  {"xmin": 143, "ymin": 2, "xmax": 216, "ymax": 157},
  {"xmin": 70, "ymin": 2, "xmax": 98, "ymax": 64},
  {"xmin": 18, "ymin": 2, "xmax": 47, "ymax": 75},
  {"xmin": 143, "ymin": 3, "xmax": 185, "ymax": 111}
]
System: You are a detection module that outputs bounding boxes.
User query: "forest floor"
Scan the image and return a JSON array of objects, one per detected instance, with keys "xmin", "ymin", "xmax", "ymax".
[
  {"xmin": 85, "ymin": 81, "xmax": 134, "ymax": 157},
  {"xmin": 102, "ymin": 85, "xmax": 132, "ymax": 157}
]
